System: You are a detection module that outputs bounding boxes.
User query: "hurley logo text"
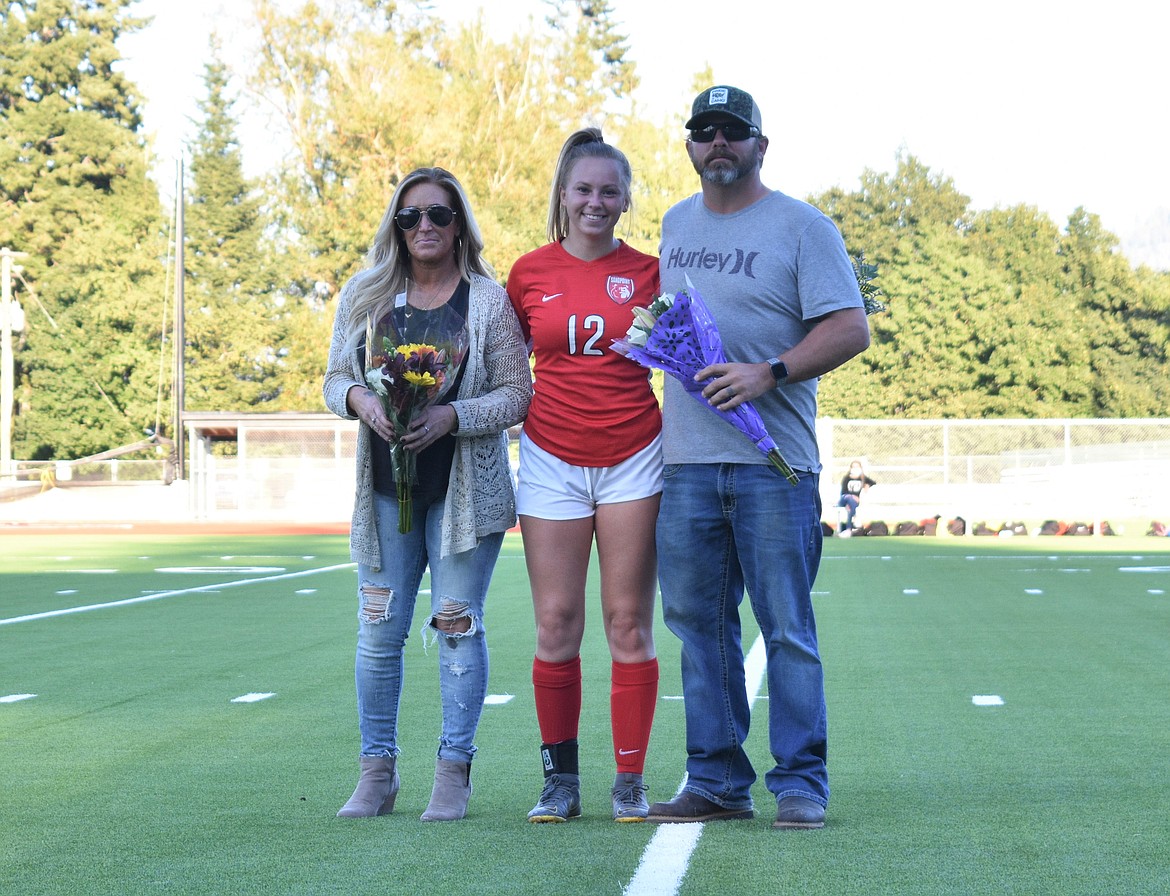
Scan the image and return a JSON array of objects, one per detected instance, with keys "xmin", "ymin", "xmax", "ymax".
[{"xmin": 664, "ymin": 246, "xmax": 759, "ymax": 279}]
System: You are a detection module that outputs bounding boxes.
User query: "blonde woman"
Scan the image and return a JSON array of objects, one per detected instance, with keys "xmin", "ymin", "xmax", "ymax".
[
  {"xmin": 324, "ymin": 167, "xmax": 531, "ymax": 821},
  {"xmin": 507, "ymin": 130, "xmax": 662, "ymax": 823}
]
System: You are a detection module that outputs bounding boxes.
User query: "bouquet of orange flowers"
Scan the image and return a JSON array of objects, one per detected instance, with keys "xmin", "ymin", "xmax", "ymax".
[{"xmin": 366, "ymin": 306, "xmax": 468, "ymax": 532}]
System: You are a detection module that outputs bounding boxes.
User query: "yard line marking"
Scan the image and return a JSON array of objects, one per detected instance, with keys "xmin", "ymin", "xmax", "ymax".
[
  {"xmin": 217, "ymin": 555, "xmax": 318, "ymax": 561},
  {"xmin": 624, "ymin": 635, "xmax": 767, "ymax": 896},
  {"xmin": 156, "ymin": 566, "xmax": 286, "ymax": 574},
  {"xmin": 0, "ymin": 563, "xmax": 355, "ymax": 626},
  {"xmin": 972, "ymin": 695, "xmax": 1005, "ymax": 706},
  {"xmin": 2, "ymin": 694, "xmax": 37, "ymax": 703},
  {"xmin": 231, "ymin": 693, "xmax": 276, "ymax": 703},
  {"xmin": 484, "ymin": 694, "xmax": 514, "ymax": 705},
  {"xmin": 623, "ymin": 824, "xmax": 704, "ymax": 896}
]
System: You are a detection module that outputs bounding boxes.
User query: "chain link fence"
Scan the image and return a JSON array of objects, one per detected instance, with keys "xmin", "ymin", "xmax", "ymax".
[
  {"xmin": 818, "ymin": 418, "xmax": 1170, "ymax": 535},
  {"xmin": 6, "ymin": 416, "xmax": 1169, "ymax": 536}
]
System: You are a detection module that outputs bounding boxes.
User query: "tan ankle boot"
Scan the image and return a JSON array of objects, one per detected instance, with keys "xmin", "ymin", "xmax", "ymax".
[
  {"xmin": 420, "ymin": 759, "xmax": 472, "ymax": 822},
  {"xmin": 337, "ymin": 755, "xmax": 399, "ymax": 817}
]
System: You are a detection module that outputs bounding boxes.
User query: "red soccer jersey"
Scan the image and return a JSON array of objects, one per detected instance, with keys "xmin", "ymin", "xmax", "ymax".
[{"xmin": 507, "ymin": 241, "xmax": 661, "ymax": 467}]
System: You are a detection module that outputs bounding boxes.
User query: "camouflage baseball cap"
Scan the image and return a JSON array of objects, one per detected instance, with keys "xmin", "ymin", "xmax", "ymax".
[{"xmin": 685, "ymin": 85, "xmax": 762, "ymax": 131}]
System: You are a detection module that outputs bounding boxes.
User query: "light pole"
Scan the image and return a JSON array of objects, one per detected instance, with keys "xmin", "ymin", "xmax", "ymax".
[
  {"xmin": 1, "ymin": 246, "xmax": 29, "ymax": 483},
  {"xmin": 173, "ymin": 159, "xmax": 185, "ymax": 481}
]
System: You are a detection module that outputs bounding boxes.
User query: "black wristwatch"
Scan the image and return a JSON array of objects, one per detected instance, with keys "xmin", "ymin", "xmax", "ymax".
[{"xmin": 767, "ymin": 357, "xmax": 789, "ymax": 386}]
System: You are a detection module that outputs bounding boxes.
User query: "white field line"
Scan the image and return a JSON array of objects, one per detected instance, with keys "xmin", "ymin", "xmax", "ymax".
[
  {"xmin": 231, "ymin": 692, "xmax": 277, "ymax": 703},
  {"xmin": 623, "ymin": 634, "xmax": 767, "ymax": 896},
  {"xmin": 0, "ymin": 563, "xmax": 355, "ymax": 626}
]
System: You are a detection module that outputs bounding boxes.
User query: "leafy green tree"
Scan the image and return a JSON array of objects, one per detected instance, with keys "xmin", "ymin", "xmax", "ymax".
[
  {"xmin": 1, "ymin": 0, "xmax": 170, "ymax": 458},
  {"xmin": 249, "ymin": 0, "xmax": 642, "ymax": 286},
  {"xmin": 11, "ymin": 2, "xmax": 1168, "ymax": 448},
  {"xmin": 815, "ymin": 153, "xmax": 1170, "ymax": 418},
  {"xmin": 242, "ymin": 0, "xmax": 646, "ymax": 404},
  {"xmin": 1058, "ymin": 209, "xmax": 1170, "ymax": 415},
  {"xmin": 817, "ymin": 153, "xmax": 975, "ymax": 416}
]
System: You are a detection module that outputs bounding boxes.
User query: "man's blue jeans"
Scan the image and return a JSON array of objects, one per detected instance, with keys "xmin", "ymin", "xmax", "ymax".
[
  {"xmin": 354, "ymin": 491, "xmax": 503, "ymax": 764},
  {"xmin": 656, "ymin": 463, "xmax": 828, "ymax": 809}
]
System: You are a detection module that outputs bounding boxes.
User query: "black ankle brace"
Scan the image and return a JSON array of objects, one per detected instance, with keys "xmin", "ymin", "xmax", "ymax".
[{"xmin": 539, "ymin": 739, "xmax": 579, "ymax": 777}]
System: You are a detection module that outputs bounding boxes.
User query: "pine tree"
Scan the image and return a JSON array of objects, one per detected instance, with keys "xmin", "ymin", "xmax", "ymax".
[
  {"xmin": 1, "ymin": 0, "xmax": 170, "ymax": 458},
  {"xmin": 183, "ymin": 44, "xmax": 286, "ymax": 410}
]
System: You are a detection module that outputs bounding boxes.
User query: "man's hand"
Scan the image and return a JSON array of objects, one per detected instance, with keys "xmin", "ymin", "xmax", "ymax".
[{"xmin": 697, "ymin": 361, "xmax": 775, "ymax": 411}]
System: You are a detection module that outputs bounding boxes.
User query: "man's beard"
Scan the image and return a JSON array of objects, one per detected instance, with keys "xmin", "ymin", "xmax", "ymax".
[{"xmin": 695, "ymin": 151, "xmax": 757, "ymax": 185}]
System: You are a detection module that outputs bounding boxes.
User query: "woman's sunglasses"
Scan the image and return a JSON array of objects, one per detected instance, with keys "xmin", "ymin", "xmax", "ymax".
[
  {"xmin": 395, "ymin": 204, "xmax": 458, "ymax": 231},
  {"xmin": 689, "ymin": 123, "xmax": 761, "ymax": 143}
]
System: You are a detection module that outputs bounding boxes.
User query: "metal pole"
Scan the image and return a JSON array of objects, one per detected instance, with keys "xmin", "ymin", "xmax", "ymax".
[
  {"xmin": 173, "ymin": 159, "xmax": 186, "ymax": 480},
  {"xmin": 1, "ymin": 247, "xmax": 29, "ymax": 482}
]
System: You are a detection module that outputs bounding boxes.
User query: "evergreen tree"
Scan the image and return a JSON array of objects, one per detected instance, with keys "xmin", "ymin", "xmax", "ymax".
[
  {"xmin": 1, "ymin": 0, "xmax": 170, "ymax": 459},
  {"xmin": 183, "ymin": 44, "xmax": 286, "ymax": 411},
  {"xmin": 543, "ymin": 0, "xmax": 639, "ymax": 109}
]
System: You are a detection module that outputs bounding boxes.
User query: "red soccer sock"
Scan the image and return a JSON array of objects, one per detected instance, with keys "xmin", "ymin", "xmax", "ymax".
[
  {"xmin": 532, "ymin": 655, "xmax": 582, "ymax": 745},
  {"xmin": 611, "ymin": 658, "xmax": 659, "ymax": 774}
]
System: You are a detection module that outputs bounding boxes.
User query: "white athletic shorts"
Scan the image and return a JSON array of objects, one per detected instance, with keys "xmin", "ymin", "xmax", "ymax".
[{"xmin": 516, "ymin": 430, "xmax": 663, "ymax": 520}]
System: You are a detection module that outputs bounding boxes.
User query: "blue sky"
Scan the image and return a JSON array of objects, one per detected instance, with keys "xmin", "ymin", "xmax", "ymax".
[{"xmin": 117, "ymin": 0, "xmax": 1169, "ymax": 268}]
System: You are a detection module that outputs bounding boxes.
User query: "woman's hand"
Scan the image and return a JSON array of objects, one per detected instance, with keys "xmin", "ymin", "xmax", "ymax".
[
  {"xmin": 347, "ymin": 385, "xmax": 395, "ymax": 441},
  {"xmin": 401, "ymin": 405, "xmax": 458, "ymax": 451}
]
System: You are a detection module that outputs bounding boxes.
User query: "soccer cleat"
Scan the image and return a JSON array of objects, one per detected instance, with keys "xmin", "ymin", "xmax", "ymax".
[
  {"xmin": 611, "ymin": 772, "xmax": 649, "ymax": 822},
  {"xmin": 527, "ymin": 773, "xmax": 582, "ymax": 823}
]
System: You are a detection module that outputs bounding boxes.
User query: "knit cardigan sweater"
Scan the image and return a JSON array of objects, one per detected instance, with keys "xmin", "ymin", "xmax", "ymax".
[{"xmin": 323, "ymin": 273, "xmax": 531, "ymax": 566}]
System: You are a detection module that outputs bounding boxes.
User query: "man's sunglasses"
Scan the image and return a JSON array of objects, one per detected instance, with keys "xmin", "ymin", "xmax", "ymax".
[
  {"xmin": 689, "ymin": 123, "xmax": 761, "ymax": 143},
  {"xmin": 395, "ymin": 204, "xmax": 458, "ymax": 231}
]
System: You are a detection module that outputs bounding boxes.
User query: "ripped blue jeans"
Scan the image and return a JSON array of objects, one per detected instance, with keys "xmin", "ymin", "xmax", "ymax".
[{"xmin": 354, "ymin": 490, "xmax": 504, "ymax": 764}]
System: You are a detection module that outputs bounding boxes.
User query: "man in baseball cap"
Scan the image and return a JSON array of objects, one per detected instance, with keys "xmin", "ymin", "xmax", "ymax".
[
  {"xmin": 685, "ymin": 85, "xmax": 763, "ymax": 131},
  {"xmin": 646, "ymin": 82, "xmax": 871, "ymax": 832}
]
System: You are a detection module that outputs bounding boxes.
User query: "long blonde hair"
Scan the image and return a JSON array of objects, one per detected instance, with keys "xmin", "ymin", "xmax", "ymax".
[
  {"xmin": 546, "ymin": 128, "xmax": 633, "ymax": 243},
  {"xmin": 343, "ymin": 167, "xmax": 492, "ymax": 351}
]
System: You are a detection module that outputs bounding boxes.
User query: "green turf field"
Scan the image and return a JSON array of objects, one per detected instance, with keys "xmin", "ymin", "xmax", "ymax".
[{"xmin": 2, "ymin": 532, "xmax": 1168, "ymax": 895}]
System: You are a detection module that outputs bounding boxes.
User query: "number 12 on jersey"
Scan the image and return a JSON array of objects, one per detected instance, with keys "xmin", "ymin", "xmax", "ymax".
[{"xmin": 566, "ymin": 313, "xmax": 606, "ymax": 356}]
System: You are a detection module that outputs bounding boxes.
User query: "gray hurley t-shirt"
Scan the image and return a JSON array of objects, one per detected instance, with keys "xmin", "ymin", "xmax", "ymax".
[{"xmin": 657, "ymin": 190, "xmax": 863, "ymax": 473}]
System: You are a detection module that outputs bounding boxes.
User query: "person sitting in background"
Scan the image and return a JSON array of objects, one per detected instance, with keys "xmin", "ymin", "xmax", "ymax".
[{"xmin": 836, "ymin": 460, "xmax": 875, "ymax": 535}]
